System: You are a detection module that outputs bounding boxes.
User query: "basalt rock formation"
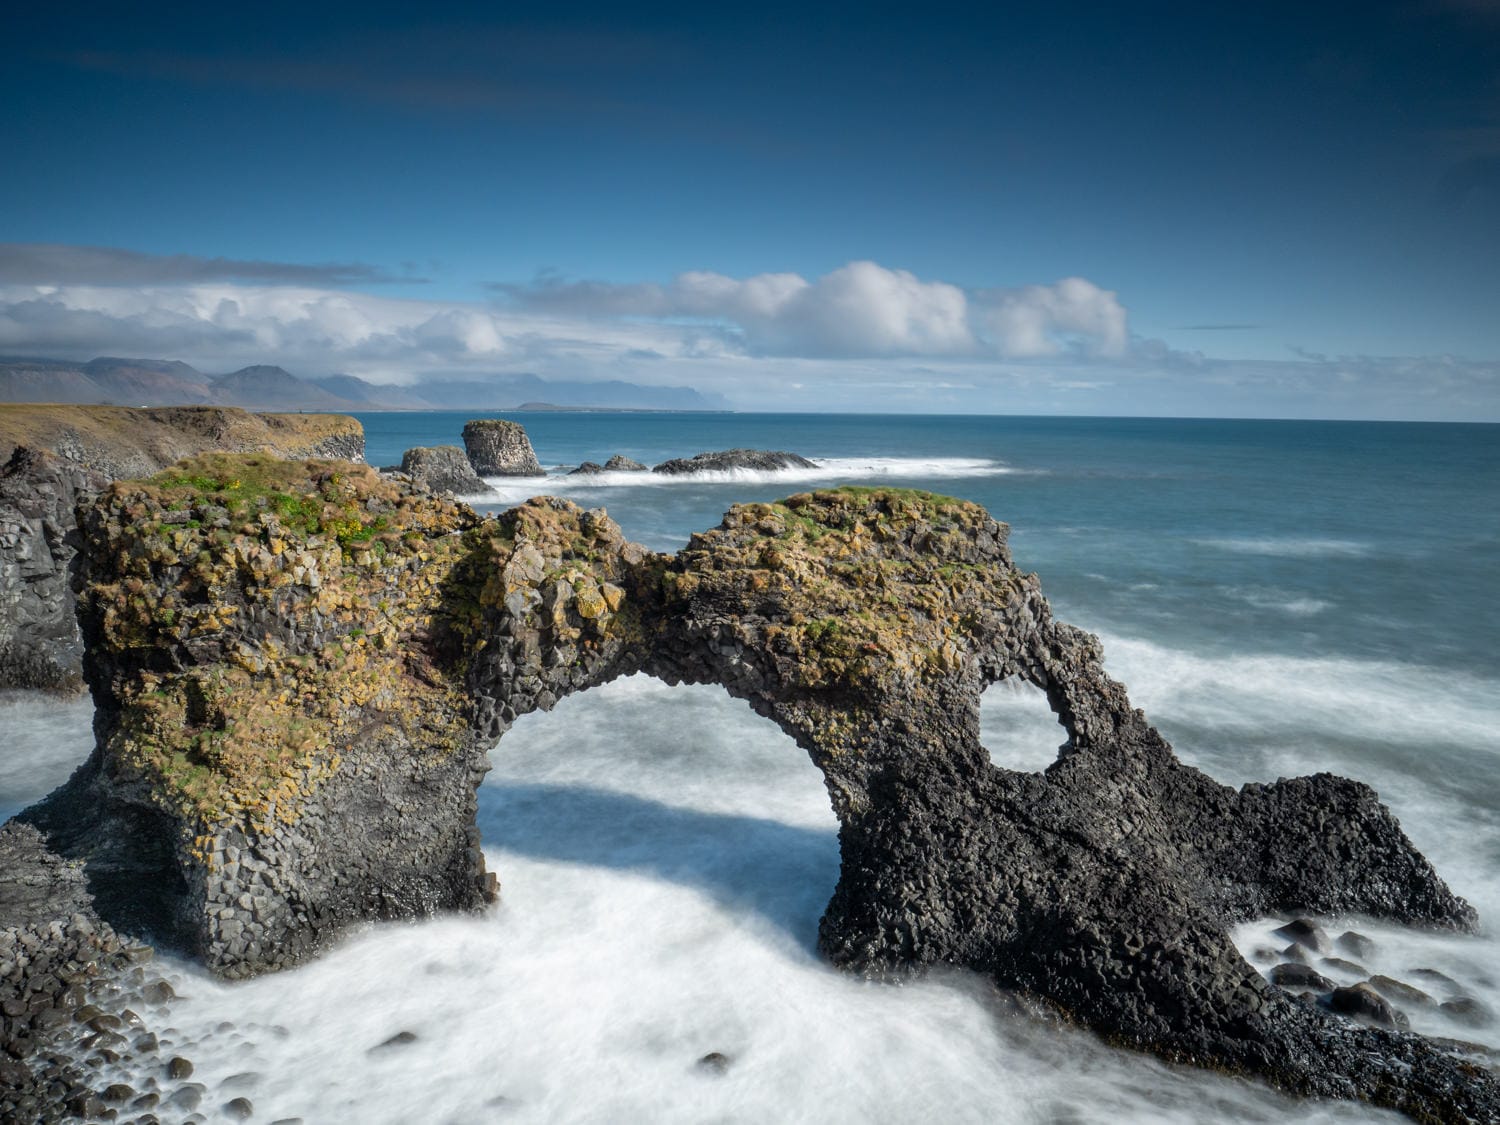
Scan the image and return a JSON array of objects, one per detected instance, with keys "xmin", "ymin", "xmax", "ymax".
[
  {"xmin": 461, "ymin": 418, "xmax": 544, "ymax": 477},
  {"xmin": 13, "ymin": 460, "xmax": 1498, "ymax": 1122},
  {"xmin": 652, "ymin": 448, "xmax": 817, "ymax": 474},
  {"xmin": 395, "ymin": 445, "xmax": 495, "ymax": 496},
  {"xmin": 0, "ymin": 448, "xmax": 107, "ymax": 689},
  {"xmin": 0, "ymin": 406, "xmax": 366, "ymax": 690}
]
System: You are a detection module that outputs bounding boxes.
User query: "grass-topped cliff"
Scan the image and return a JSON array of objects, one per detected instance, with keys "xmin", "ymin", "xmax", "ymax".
[
  {"xmin": 78, "ymin": 455, "xmax": 477, "ymax": 831},
  {"xmin": 0, "ymin": 403, "xmax": 364, "ymax": 477}
]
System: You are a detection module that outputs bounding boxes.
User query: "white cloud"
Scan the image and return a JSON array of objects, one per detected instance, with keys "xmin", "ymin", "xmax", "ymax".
[
  {"xmin": 3, "ymin": 257, "xmax": 1495, "ymax": 420},
  {"xmin": 975, "ymin": 277, "xmax": 1128, "ymax": 358},
  {"xmin": 502, "ymin": 261, "xmax": 1122, "ymax": 359}
]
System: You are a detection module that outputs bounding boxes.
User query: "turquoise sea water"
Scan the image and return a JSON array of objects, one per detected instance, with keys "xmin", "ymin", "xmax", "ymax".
[{"xmin": 2, "ymin": 412, "xmax": 1496, "ymax": 1122}]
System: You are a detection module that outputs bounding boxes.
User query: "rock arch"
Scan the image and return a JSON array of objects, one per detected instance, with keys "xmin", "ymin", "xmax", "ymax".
[{"xmin": 17, "ymin": 457, "xmax": 1498, "ymax": 1122}]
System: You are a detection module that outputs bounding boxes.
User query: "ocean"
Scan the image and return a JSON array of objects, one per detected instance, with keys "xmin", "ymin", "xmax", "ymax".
[{"xmin": 3, "ymin": 412, "xmax": 1497, "ymax": 1122}]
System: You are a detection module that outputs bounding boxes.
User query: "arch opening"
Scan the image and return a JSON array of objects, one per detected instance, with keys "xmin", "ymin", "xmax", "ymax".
[
  {"xmin": 979, "ymin": 678, "xmax": 1071, "ymax": 773},
  {"xmin": 478, "ymin": 673, "xmax": 841, "ymax": 949}
]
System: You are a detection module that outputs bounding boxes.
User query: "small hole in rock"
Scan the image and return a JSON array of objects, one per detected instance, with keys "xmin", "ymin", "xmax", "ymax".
[{"xmin": 980, "ymin": 679, "xmax": 1068, "ymax": 773}]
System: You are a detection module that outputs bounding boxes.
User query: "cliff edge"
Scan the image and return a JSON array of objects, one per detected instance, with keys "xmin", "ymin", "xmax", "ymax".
[{"xmin": 0, "ymin": 405, "xmax": 365, "ymax": 690}]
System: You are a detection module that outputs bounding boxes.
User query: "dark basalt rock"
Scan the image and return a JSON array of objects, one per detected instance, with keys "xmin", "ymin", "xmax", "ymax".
[
  {"xmin": 1273, "ymin": 918, "xmax": 1332, "ymax": 954},
  {"xmin": 603, "ymin": 455, "xmax": 648, "ymax": 472},
  {"xmin": 461, "ymin": 419, "xmax": 544, "ymax": 477},
  {"xmin": 1368, "ymin": 975, "xmax": 1434, "ymax": 1007},
  {"xmin": 1270, "ymin": 964, "xmax": 1334, "ymax": 991},
  {"xmin": 651, "ymin": 448, "xmax": 817, "ymax": 474},
  {"xmin": 0, "ymin": 447, "xmax": 106, "ymax": 690},
  {"xmin": 9, "ymin": 469, "xmax": 1498, "ymax": 1122},
  {"xmin": 397, "ymin": 446, "xmax": 494, "ymax": 496},
  {"xmin": 568, "ymin": 462, "xmax": 605, "ymax": 476},
  {"xmin": 1336, "ymin": 930, "xmax": 1377, "ymax": 959},
  {"xmin": 1329, "ymin": 984, "xmax": 1403, "ymax": 1028}
]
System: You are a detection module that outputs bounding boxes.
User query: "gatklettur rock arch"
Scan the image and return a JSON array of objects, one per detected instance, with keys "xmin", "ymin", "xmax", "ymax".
[{"xmin": 19, "ymin": 455, "xmax": 1498, "ymax": 1122}]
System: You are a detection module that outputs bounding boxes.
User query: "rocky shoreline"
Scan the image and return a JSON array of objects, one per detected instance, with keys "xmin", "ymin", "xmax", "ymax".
[{"xmin": 0, "ymin": 456, "xmax": 1493, "ymax": 1121}]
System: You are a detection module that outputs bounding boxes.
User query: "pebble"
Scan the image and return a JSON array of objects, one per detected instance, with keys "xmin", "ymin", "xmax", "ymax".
[
  {"xmin": 167, "ymin": 1082, "xmax": 206, "ymax": 1110},
  {"xmin": 696, "ymin": 1051, "xmax": 732, "ymax": 1074},
  {"xmin": 369, "ymin": 1030, "xmax": 418, "ymax": 1052},
  {"xmin": 167, "ymin": 1056, "xmax": 195, "ymax": 1079},
  {"xmin": 224, "ymin": 1095, "xmax": 255, "ymax": 1119}
]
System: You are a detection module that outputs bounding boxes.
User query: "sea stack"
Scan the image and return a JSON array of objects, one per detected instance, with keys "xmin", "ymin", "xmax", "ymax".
[
  {"xmin": 462, "ymin": 419, "xmax": 544, "ymax": 477},
  {"xmin": 398, "ymin": 445, "xmax": 495, "ymax": 495}
]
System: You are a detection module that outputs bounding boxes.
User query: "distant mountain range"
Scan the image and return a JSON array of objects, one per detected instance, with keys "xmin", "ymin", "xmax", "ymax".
[{"xmin": 0, "ymin": 356, "xmax": 729, "ymax": 412}]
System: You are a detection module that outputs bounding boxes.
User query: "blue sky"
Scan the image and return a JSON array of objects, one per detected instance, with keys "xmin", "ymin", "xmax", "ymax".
[{"xmin": 2, "ymin": 1, "xmax": 1498, "ymax": 417}]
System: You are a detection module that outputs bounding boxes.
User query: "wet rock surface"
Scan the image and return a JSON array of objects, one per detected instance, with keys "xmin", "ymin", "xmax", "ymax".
[
  {"xmin": 8, "ymin": 468, "xmax": 1498, "ymax": 1122},
  {"xmin": 603, "ymin": 455, "xmax": 647, "ymax": 472},
  {"xmin": 651, "ymin": 448, "xmax": 817, "ymax": 474},
  {"xmin": 461, "ymin": 419, "xmax": 544, "ymax": 477},
  {"xmin": 0, "ymin": 822, "xmax": 177, "ymax": 1122}
]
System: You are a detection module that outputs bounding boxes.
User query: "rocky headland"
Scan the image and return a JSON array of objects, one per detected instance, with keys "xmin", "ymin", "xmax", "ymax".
[
  {"xmin": 0, "ymin": 406, "xmax": 366, "ymax": 691},
  {"xmin": 4, "ymin": 458, "xmax": 1495, "ymax": 1122}
]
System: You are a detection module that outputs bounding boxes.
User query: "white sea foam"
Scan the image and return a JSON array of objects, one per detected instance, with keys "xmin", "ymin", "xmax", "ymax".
[
  {"xmin": 466, "ymin": 456, "xmax": 1017, "ymax": 504},
  {"xmin": 63, "ymin": 677, "xmax": 1380, "ymax": 1123},
  {"xmin": 980, "ymin": 679, "xmax": 1067, "ymax": 773},
  {"xmin": 1224, "ymin": 587, "xmax": 1332, "ymax": 615},
  {"xmin": 1097, "ymin": 632, "xmax": 1500, "ymax": 754},
  {"xmin": 0, "ymin": 690, "xmax": 93, "ymax": 820},
  {"xmin": 1192, "ymin": 537, "xmax": 1372, "ymax": 558}
]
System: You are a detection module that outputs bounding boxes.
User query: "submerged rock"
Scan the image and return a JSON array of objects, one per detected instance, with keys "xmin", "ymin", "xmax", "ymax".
[
  {"xmin": 1272, "ymin": 918, "xmax": 1332, "ymax": 954},
  {"xmin": 1336, "ymin": 930, "xmax": 1377, "ymax": 959},
  {"xmin": 461, "ymin": 419, "xmax": 544, "ymax": 477},
  {"xmin": 651, "ymin": 448, "xmax": 816, "ymax": 474},
  {"xmin": 1270, "ymin": 963, "xmax": 1333, "ymax": 991},
  {"xmin": 1368, "ymin": 975, "xmax": 1434, "ymax": 1007},
  {"xmin": 10, "ymin": 465, "xmax": 1498, "ymax": 1123}
]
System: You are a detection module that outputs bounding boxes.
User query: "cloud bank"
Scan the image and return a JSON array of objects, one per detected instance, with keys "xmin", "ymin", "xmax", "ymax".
[
  {"xmin": 0, "ymin": 243, "xmax": 421, "ymax": 287},
  {"xmin": 1, "ymin": 246, "xmax": 1495, "ymax": 419},
  {"xmin": 499, "ymin": 261, "xmax": 1128, "ymax": 359}
]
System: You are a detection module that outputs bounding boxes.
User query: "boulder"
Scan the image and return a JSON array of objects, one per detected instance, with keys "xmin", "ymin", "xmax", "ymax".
[
  {"xmin": 568, "ymin": 462, "xmax": 605, "ymax": 476},
  {"xmin": 1270, "ymin": 963, "xmax": 1334, "ymax": 991},
  {"xmin": 461, "ymin": 419, "xmax": 544, "ymax": 477},
  {"xmin": 603, "ymin": 455, "xmax": 648, "ymax": 472},
  {"xmin": 651, "ymin": 448, "xmax": 817, "ymax": 474},
  {"xmin": 398, "ymin": 446, "xmax": 494, "ymax": 495}
]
